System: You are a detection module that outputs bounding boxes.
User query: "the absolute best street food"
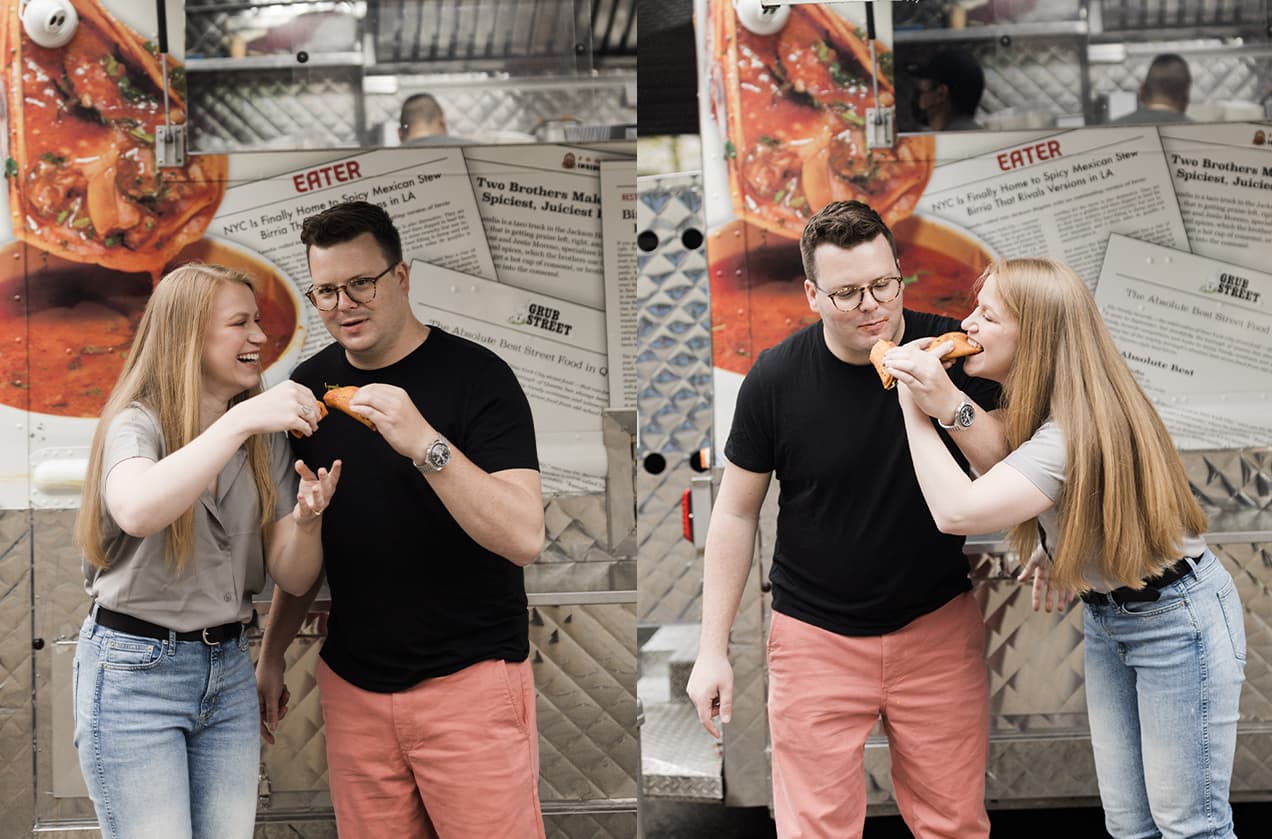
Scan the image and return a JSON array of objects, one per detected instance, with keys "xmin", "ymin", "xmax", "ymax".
[
  {"xmin": 869, "ymin": 331, "xmax": 982, "ymax": 390},
  {"xmin": 708, "ymin": 0, "xmax": 935, "ymax": 237},
  {"xmin": 323, "ymin": 386, "xmax": 377, "ymax": 431},
  {"xmin": 3, "ymin": 0, "xmax": 227, "ymax": 275}
]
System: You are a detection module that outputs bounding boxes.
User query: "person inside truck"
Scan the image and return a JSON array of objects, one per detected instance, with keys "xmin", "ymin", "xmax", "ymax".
[
  {"xmin": 1110, "ymin": 53, "xmax": 1193, "ymax": 124},
  {"xmin": 883, "ymin": 257, "xmax": 1245, "ymax": 839},
  {"xmin": 910, "ymin": 47, "xmax": 986, "ymax": 131},
  {"xmin": 71, "ymin": 263, "xmax": 340, "ymax": 839},
  {"xmin": 255, "ymin": 200, "xmax": 547, "ymax": 839},
  {"xmin": 686, "ymin": 200, "xmax": 1007, "ymax": 838},
  {"xmin": 397, "ymin": 91, "xmax": 476, "ymax": 146}
]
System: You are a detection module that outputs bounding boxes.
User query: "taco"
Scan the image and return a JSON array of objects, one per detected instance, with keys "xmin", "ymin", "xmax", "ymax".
[
  {"xmin": 709, "ymin": 0, "xmax": 934, "ymax": 237},
  {"xmin": 869, "ymin": 332, "xmax": 982, "ymax": 390},
  {"xmin": 3, "ymin": 0, "xmax": 227, "ymax": 276},
  {"xmin": 323, "ymin": 386, "xmax": 377, "ymax": 431}
]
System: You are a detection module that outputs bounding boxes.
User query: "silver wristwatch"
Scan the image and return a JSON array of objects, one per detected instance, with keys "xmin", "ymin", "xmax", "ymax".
[
  {"xmin": 413, "ymin": 436, "xmax": 452, "ymax": 473},
  {"xmin": 936, "ymin": 393, "xmax": 976, "ymax": 431}
]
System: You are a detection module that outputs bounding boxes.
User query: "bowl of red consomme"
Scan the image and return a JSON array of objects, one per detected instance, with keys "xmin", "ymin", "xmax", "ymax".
[
  {"xmin": 0, "ymin": 237, "xmax": 303, "ymax": 419},
  {"xmin": 707, "ymin": 214, "xmax": 997, "ymax": 376}
]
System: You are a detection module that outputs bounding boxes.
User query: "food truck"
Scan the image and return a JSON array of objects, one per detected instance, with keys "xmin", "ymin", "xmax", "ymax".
[
  {"xmin": 0, "ymin": 0, "xmax": 637, "ymax": 835},
  {"xmin": 638, "ymin": 0, "xmax": 1272, "ymax": 818}
]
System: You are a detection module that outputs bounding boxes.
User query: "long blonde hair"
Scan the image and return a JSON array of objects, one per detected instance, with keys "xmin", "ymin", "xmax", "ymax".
[
  {"xmin": 987, "ymin": 258, "xmax": 1207, "ymax": 591},
  {"xmin": 75, "ymin": 264, "xmax": 278, "ymax": 571}
]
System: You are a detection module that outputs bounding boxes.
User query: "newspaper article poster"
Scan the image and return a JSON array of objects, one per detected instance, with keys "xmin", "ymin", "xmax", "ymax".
[
  {"xmin": 600, "ymin": 159, "xmax": 638, "ymax": 410},
  {"xmin": 408, "ymin": 261, "xmax": 609, "ymax": 495},
  {"xmin": 1095, "ymin": 235, "xmax": 1272, "ymax": 449},
  {"xmin": 917, "ymin": 127, "xmax": 1190, "ymax": 290},
  {"xmin": 1159, "ymin": 122, "xmax": 1272, "ymax": 274},
  {"xmin": 464, "ymin": 143, "xmax": 634, "ymax": 310}
]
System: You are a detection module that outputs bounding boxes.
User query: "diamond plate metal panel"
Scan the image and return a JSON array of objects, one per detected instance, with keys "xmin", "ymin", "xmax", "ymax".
[
  {"xmin": 543, "ymin": 810, "xmax": 638, "ymax": 839},
  {"xmin": 1090, "ymin": 48, "xmax": 1272, "ymax": 116},
  {"xmin": 977, "ymin": 41, "xmax": 1086, "ymax": 121},
  {"xmin": 532, "ymin": 603, "xmax": 638, "ymax": 803},
  {"xmin": 0, "ymin": 512, "xmax": 33, "ymax": 839},
  {"xmin": 189, "ymin": 70, "xmax": 364, "ymax": 151},
  {"xmin": 366, "ymin": 80, "xmax": 636, "ymax": 143},
  {"xmin": 32, "ymin": 511, "xmax": 97, "ymax": 828},
  {"xmin": 640, "ymin": 701, "xmax": 723, "ymax": 800},
  {"xmin": 721, "ymin": 481, "xmax": 777, "ymax": 809},
  {"xmin": 636, "ymin": 173, "xmax": 713, "ymax": 627},
  {"xmin": 1185, "ymin": 448, "xmax": 1272, "ymax": 515}
]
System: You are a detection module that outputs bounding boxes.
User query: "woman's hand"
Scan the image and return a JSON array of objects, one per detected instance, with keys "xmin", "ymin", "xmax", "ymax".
[
  {"xmin": 884, "ymin": 337, "xmax": 962, "ymax": 420},
  {"xmin": 293, "ymin": 459, "xmax": 341, "ymax": 526},
  {"xmin": 231, "ymin": 381, "xmax": 323, "ymax": 437},
  {"xmin": 1017, "ymin": 545, "xmax": 1073, "ymax": 613}
]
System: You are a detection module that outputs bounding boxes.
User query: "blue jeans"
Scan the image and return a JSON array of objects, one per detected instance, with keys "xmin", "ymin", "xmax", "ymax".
[
  {"xmin": 73, "ymin": 613, "xmax": 260, "ymax": 839},
  {"xmin": 1083, "ymin": 550, "xmax": 1245, "ymax": 839}
]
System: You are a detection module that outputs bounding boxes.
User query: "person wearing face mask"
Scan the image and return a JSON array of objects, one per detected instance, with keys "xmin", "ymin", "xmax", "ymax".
[
  {"xmin": 883, "ymin": 258, "xmax": 1245, "ymax": 839},
  {"xmin": 910, "ymin": 47, "xmax": 985, "ymax": 131}
]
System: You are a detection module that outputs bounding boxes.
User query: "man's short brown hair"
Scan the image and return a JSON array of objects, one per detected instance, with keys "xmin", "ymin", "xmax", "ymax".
[{"xmin": 799, "ymin": 201, "xmax": 899, "ymax": 284}]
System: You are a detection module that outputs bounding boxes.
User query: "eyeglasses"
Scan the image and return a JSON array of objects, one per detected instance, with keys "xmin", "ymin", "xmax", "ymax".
[
  {"xmin": 305, "ymin": 264, "xmax": 395, "ymax": 311},
  {"xmin": 813, "ymin": 275, "xmax": 904, "ymax": 312}
]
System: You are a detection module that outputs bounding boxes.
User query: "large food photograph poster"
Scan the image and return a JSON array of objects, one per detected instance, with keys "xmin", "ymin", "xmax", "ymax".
[
  {"xmin": 697, "ymin": 0, "xmax": 1272, "ymax": 452},
  {"xmin": 2, "ymin": 0, "xmax": 634, "ymax": 509}
]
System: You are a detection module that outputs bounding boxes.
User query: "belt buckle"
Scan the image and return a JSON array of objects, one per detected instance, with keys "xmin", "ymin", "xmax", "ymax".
[{"xmin": 201, "ymin": 627, "xmax": 221, "ymax": 646}]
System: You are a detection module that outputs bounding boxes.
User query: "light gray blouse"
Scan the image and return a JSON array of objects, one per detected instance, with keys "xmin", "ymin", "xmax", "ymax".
[
  {"xmin": 84, "ymin": 404, "xmax": 298, "ymax": 631},
  {"xmin": 1004, "ymin": 419, "xmax": 1207, "ymax": 591}
]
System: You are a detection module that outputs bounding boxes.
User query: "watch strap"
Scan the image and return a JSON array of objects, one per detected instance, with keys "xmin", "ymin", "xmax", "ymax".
[{"xmin": 936, "ymin": 393, "xmax": 973, "ymax": 430}]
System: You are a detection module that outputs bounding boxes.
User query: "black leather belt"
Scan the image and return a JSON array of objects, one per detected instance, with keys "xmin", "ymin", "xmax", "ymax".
[
  {"xmin": 1080, "ymin": 557, "xmax": 1198, "ymax": 607},
  {"xmin": 94, "ymin": 605, "xmax": 249, "ymax": 645}
]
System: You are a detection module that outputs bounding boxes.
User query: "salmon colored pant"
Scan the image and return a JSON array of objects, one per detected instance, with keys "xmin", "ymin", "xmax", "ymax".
[
  {"xmin": 315, "ymin": 657, "xmax": 546, "ymax": 839},
  {"xmin": 767, "ymin": 592, "xmax": 991, "ymax": 839}
]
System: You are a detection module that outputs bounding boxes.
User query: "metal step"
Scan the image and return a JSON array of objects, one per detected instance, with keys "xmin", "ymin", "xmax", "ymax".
[{"xmin": 639, "ymin": 623, "xmax": 724, "ymax": 802}]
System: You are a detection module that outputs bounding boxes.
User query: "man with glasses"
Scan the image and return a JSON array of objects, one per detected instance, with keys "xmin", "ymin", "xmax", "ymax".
[
  {"xmin": 687, "ymin": 200, "xmax": 1005, "ymax": 838},
  {"xmin": 255, "ymin": 201, "xmax": 547, "ymax": 838}
]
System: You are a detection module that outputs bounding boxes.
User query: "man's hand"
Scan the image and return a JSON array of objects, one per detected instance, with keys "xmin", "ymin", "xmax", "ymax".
[
  {"xmin": 1017, "ymin": 545, "xmax": 1073, "ymax": 613},
  {"xmin": 256, "ymin": 655, "xmax": 290, "ymax": 744},
  {"xmin": 347, "ymin": 384, "xmax": 433, "ymax": 462},
  {"xmin": 686, "ymin": 651, "xmax": 734, "ymax": 739}
]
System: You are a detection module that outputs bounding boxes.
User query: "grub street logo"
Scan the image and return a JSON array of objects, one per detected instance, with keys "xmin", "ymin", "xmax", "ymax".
[
  {"xmin": 1202, "ymin": 272, "xmax": 1262, "ymax": 304},
  {"xmin": 510, "ymin": 302, "xmax": 574, "ymax": 335}
]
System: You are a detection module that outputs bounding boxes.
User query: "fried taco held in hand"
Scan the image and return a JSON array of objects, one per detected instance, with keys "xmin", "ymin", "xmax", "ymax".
[
  {"xmin": 870, "ymin": 332, "xmax": 982, "ymax": 390},
  {"xmin": 870, "ymin": 339, "xmax": 898, "ymax": 390},
  {"xmin": 3, "ymin": 0, "xmax": 227, "ymax": 276},
  {"xmin": 289, "ymin": 402, "xmax": 328, "ymax": 439},
  {"xmin": 323, "ymin": 387, "xmax": 377, "ymax": 431}
]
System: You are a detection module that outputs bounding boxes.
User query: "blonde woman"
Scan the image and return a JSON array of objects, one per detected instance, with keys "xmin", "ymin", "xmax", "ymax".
[
  {"xmin": 883, "ymin": 258, "xmax": 1245, "ymax": 838},
  {"xmin": 73, "ymin": 264, "xmax": 341, "ymax": 839}
]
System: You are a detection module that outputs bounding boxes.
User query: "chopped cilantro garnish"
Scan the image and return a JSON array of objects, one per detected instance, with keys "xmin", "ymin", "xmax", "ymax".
[{"xmin": 3, "ymin": 158, "xmax": 16, "ymax": 178}]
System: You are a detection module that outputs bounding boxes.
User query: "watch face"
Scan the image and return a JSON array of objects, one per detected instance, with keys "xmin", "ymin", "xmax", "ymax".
[
  {"xmin": 956, "ymin": 402, "xmax": 976, "ymax": 428},
  {"xmin": 428, "ymin": 441, "xmax": 451, "ymax": 469}
]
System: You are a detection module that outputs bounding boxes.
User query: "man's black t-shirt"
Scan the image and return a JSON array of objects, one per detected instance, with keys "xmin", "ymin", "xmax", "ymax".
[
  {"xmin": 724, "ymin": 311, "xmax": 1000, "ymax": 636},
  {"xmin": 290, "ymin": 328, "xmax": 539, "ymax": 692}
]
